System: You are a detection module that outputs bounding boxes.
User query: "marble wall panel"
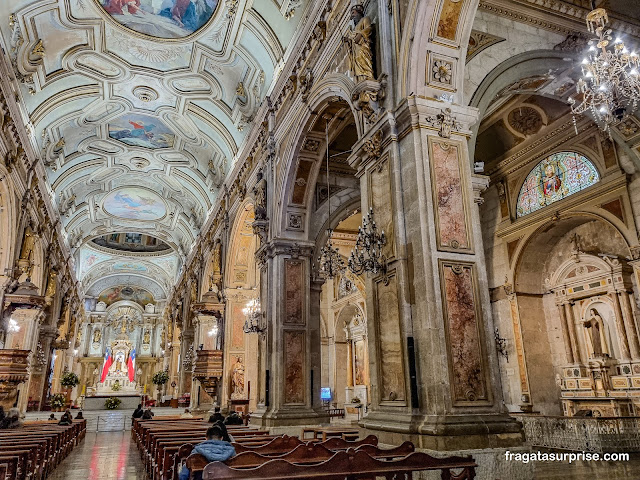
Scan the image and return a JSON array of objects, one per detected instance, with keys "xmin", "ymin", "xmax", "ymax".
[
  {"xmin": 231, "ymin": 303, "xmax": 245, "ymax": 349},
  {"xmin": 375, "ymin": 274, "xmax": 406, "ymax": 401},
  {"xmin": 441, "ymin": 262, "xmax": 489, "ymax": 404},
  {"xmin": 284, "ymin": 330, "xmax": 305, "ymax": 404},
  {"xmin": 429, "ymin": 138, "xmax": 472, "ymax": 252},
  {"xmin": 368, "ymin": 156, "xmax": 396, "ymax": 259},
  {"xmin": 285, "ymin": 259, "xmax": 304, "ymax": 325}
]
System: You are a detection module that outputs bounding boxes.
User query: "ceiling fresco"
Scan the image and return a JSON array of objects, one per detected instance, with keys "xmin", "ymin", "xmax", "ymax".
[
  {"xmin": 98, "ymin": 0, "xmax": 220, "ymax": 39},
  {"xmin": 0, "ymin": 0, "xmax": 307, "ymax": 309}
]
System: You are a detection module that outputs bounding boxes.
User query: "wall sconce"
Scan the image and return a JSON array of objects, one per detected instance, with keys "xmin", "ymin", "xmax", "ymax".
[{"xmin": 495, "ymin": 328, "xmax": 509, "ymax": 362}]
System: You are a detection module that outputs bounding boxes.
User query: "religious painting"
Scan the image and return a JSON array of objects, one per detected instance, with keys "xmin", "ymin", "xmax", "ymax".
[
  {"xmin": 436, "ymin": 0, "xmax": 466, "ymax": 40},
  {"xmin": 517, "ymin": 152, "xmax": 600, "ymax": 217},
  {"xmin": 354, "ymin": 339, "xmax": 366, "ymax": 386},
  {"xmin": 284, "ymin": 331, "xmax": 305, "ymax": 404},
  {"xmin": 98, "ymin": 285, "xmax": 155, "ymax": 306},
  {"xmin": 108, "ymin": 114, "xmax": 175, "ymax": 149},
  {"xmin": 98, "ymin": 0, "xmax": 219, "ymax": 40},
  {"xmin": 78, "ymin": 248, "xmax": 111, "ymax": 277},
  {"xmin": 102, "ymin": 187, "xmax": 167, "ymax": 221},
  {"xmin": 440, "ymin": 262, "xmax": 488, "ymax": 404},
  {"xmin": 429, "ymin": 138, "xmax": 471, "ymax": 252},
  {"xmin": 285, "ymin": 260, "xmax": 304, "ymax": 325},
  {"xmin": 231, "ymin": 303, "xmax": 244, "ymax": 349},
  {"xmin": 112, "ymin": 261, "xmax": 148, "ymax": 272}
]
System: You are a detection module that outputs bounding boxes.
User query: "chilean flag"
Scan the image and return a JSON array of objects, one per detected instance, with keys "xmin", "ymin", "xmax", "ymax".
[
  {"xmin": 100, "ymin": 347, "xmax": 112, "ymax": 383},
  {"xmin": 127, "ymin": 348, "xmax": 136, "ymax": 382}
]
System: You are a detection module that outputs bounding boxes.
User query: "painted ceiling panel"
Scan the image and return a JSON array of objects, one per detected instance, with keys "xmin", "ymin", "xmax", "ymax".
[{"xmin": 0, "ymin": 0, "xmax": 307, "ymax": 311}]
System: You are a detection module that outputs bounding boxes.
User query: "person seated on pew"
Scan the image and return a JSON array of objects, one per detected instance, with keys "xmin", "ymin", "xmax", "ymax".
[
  {"xmin": 223, "ymin": 411, "xmax": 243, "ymax": 425},
  {"xmin": 0, "ymin": 408, "xmax": 22, "ymax": 429},
  {"xmin": 132, "ymin": 404, "xmax": 144, "ymax": 420},
  {"xmin": 213, "ymin": 420, "xmax": 234, "ymax": 442},
  {"xmin": 48, "ymin": 413, "xmax": 57, "ymax": 421},
  {"xmin": 58, "ymin": 408, "xmax": 73, "ymax": 426},
  {"xmin": 0, "ymin": 406, "xmax": 4, "ymax": 424},
  {"xmin": 178, "ymin": 425, "xmax": 236, "ymax": 480},
  {"xmin": 207, "ymin": 406, "xmax": 224, "ymax": 423},
  {"xmin": 75, "ymin": 410, "xmax": 84, "ymax": 420},
  {"xmin": 181, "ymin": 408, "xmax": 194, "ymax": 418},
  {"xmin": 142, "ymin": 408, "xmax": 154, "ymax": 420}
]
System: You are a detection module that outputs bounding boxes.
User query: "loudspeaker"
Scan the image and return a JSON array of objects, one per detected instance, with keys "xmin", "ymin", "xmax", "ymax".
[
  {"xmin": 265, "ymin": 369, "xmax": 270, "ymax": 407},
  {"xmin": 407, "ymin": 336, "xmax": 419, "ymax": 408}
]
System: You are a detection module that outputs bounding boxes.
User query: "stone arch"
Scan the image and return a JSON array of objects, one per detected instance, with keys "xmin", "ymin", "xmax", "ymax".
[
  {"xmin": 400, "ymin": 0, "xmax": 480, "ymax": 99},
  {"xmin": 225, "ymin": 200, "xmax": 258, "ymax": 289},
  {"xmin": 275, "ymin": 80, "xmax": 360, "ymax": 238},
  {"xmin": 509, "ymin": 215, "xmax": 632, "ymax": 414},
  {"xmin": 0, "ymin": 167, "xmax": 16, "ymax": 280}
]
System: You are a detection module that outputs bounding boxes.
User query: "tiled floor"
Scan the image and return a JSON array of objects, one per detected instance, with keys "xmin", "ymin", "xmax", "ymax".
[{"xmin": 49, "ymin": 432, "xmax": 146, "ymax": 480}]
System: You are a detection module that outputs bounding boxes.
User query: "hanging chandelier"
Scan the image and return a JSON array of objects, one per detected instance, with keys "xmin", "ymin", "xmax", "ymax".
[
  {"xmin": 242, "ymin": 298, "xmax": 265, "ymax": 335},
  {"xmin": 318, "ymin": 229, "xmax": 345, "ymax": 279},
  {"xmin": 317, "ymin": 117, "xmax": 346, "ymax": 279},
  {"xmin": 569, "ymin": 3, "xmax": 640, "ymax": 133},
  {"xmin": 348, "ymin": 207, "xmax": 387, "ymax": 279}
]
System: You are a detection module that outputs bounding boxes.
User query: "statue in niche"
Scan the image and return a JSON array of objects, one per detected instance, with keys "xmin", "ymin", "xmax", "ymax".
[
  {"xmin": 343, "ymin": 4, "xmax": 374, "ymax": 81},
  {"xmin": 583, "ymin": 308, "xmax": 609, "ymax": 358},
  {"xmin": 143, "ymin": 329, "xmax": 151, "ymax": 345},
  {"xmin": 230, "ymin": 356, "xmax": 245, "ymax": 399},
  {"xmin": 92, "ymin": 328, "xmax": 102, "ymax": 344},
  {"xmin": 212, "ymin": 239, "xmax": 222, "ymax": 275},
  {"xmin": 254, "ymin": 169, "xmax": 268, "ymax": 220}
]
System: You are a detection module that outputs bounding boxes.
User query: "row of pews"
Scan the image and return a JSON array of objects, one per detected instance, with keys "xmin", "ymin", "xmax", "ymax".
[
  {"xmin": 133, "ymin": 417, "xmax": 477, "ymax": 480},
  {"xmin": 0, "ymin": 419, "xmax": 87, "ymax": 480}
]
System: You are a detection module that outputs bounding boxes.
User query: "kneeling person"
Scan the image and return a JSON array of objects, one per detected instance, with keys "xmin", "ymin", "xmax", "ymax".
[{"xmin": 179, "ymin": 425, "xmax": 235, "ymax": 480}]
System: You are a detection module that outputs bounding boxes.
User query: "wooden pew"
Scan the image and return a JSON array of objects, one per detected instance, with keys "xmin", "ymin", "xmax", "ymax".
[{"xmin": 201, "ymin": 450, "xmax": 477, "ymax": 480}]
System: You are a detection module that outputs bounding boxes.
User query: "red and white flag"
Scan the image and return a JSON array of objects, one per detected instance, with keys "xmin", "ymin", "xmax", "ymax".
[
  {"xmin": 127, "ymin": 348, "xmax": 136, "ymax": 382},
  {"xmin": 100, "ymin": 347, "xmax": 112, "ymax": 383}
]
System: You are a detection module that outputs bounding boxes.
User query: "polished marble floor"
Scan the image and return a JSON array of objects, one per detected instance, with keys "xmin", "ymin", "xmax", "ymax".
[{"xmin": 50, "ymin": 432, "xmax": 146, "ymax": 480}]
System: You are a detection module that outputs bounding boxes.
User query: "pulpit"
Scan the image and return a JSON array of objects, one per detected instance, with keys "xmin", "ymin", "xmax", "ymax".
[
  {"xmin": 0, "ymin": 349, "xmax": 30, "ymax": 409},
  {"xmin": 193, "ymin": 350, "xmax": 223, "ymax": 406}
]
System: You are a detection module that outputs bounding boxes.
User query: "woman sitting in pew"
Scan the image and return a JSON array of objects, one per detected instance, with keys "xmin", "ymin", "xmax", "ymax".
[
  {"xmin": 213, "ymin": 420, "xmax": 234, "ymax": 442},
  {"xmin": 58, "ymin": 409, "xmax": 73, "ymax": 426},
  {"xmin": 178, "ymin": 425, "xmax": 236, "ymax": 480}
]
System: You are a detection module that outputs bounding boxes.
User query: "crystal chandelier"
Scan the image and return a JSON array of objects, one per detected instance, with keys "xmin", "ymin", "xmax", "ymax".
[
  {"xmin": 348, "ymin": 207, "xmax": 387, "ymax": 279},
  {"xmin": 569, "ymin": 4, "xmax": 640, "ymax": 133},
  {"xmin": 317, "ymin": 117, "xmax": 346, "ymax": 279},
  {"xmin": 242, "ymin": 298, "xmax": 265, "ymax": 335}
]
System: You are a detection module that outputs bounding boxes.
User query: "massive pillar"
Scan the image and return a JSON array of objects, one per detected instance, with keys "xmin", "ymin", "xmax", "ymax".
[
  {"xmin": 251, "ymin": 240, "xmax": 328, "ymax": 427},
  {"xmin": 352, "ymin": 100, "xmax": 521, "ymax": 449}
]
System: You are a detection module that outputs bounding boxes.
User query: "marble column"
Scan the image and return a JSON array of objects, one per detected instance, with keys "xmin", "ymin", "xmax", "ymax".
[
  {"xmin": 612, "ymin": 292, "xmax": 631, "ymax": 361},
  {"xmin": 619, "ymin": 291, "xmax": 640, "ymax": 360},
  {"xmin": 564, "ymin": 303, "xmax": 582, "ymax": 364},
  {"xmin": 557, "ymin": 302, "xmax": 574, "ymax": 364},
  {"xmin": 251, "ymin": 240, "xmax": 328, "ymax": 427},
  {"xmin": 350, "ymin": 99, "xmax": 521, "ymax": 449}
]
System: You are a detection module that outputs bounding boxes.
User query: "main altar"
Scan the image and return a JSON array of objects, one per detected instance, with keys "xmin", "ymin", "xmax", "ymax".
[{"xmin": 83, "ymin": 305, "xmax": 143, "ymax": 409}]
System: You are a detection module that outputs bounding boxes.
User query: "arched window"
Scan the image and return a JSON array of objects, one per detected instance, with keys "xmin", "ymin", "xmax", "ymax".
[{"xmin": 516, "ymin": 151, "xmax": 600, "ymax": 217}]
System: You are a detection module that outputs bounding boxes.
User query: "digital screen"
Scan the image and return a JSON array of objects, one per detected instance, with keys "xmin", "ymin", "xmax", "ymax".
[{"xmin": 320, "ymin": 387, "xmax": 331, "ymax": 400}]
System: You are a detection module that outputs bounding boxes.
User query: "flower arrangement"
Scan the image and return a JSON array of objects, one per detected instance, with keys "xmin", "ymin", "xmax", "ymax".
[
  {"xmin": 152, "ymin": 370, "xmax": 170, "ymax": 386},
  {"xmin": 60, "ymin": 372, "xmax": 80, "ymax": 389},
  {"xmin": 111, "ymin": 380, "xmax": 121, "ymax": 391},
  {"xmin": 104, "ymin": 397, "xmax": 121, "ymax": 410},
  {"xmin": 50, "ymin": 393, "xmax": 66, "ymax": 410}
]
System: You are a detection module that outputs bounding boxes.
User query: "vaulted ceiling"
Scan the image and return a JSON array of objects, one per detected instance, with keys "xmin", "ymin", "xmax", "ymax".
[{"xmin": 0, "ymin": 0, "xmax": 307, "ymax": 305}]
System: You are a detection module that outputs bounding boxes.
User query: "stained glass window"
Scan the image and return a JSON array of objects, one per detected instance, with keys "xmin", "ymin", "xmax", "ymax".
[{"xmin": 516, "ymin": 151, "xmax": 600, "ymax": 217}]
